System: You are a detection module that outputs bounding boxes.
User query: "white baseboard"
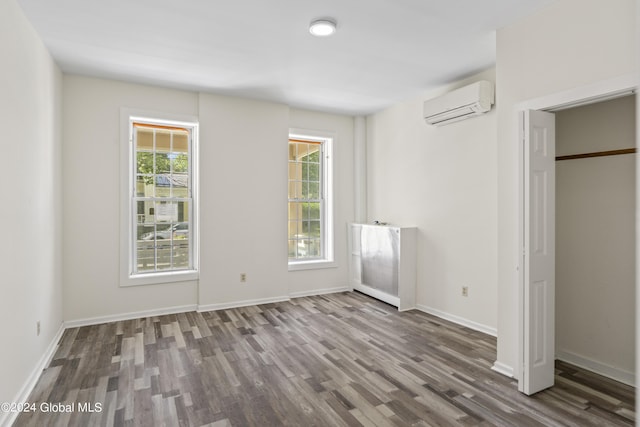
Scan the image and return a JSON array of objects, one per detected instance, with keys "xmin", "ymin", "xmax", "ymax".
[
  {"xmin": 197, "ymin": 296, "xmax": 290, "ymax": 313},
  {"xmin": 415, "ymin": 304, "xmax": 497, "ymax": 337},
  {"xmin": 289, "ymin": 286, "xmax": 351, "ymax": 299},
  {"xmin": 556, "ymin": 350, "xmax": 635, "ymax": 387},
  {"xmin": 491, "ymin": 361, "xmax": 516, "ymax": 378},
  {"xmin": 0, "ymin": 323, "xmax": 65, "ymax": 427},
  {"xmin": 64, "ymin": 287, "xmax": 353, "ymax": 325},
  {"xmin": 64, "ymin": 304, "xmax": 198, "ymax": 329}
]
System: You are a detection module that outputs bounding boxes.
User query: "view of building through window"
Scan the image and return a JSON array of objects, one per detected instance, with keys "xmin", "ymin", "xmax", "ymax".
[{"xmin": 133, "ymin": 123, "xmax": 193, "ymax": 273}]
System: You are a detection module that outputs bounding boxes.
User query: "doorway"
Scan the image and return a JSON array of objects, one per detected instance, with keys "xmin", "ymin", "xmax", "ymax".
[
  {"xmin": 516, "ymin": 75, "xmax": 637, "ymax": 395},
  {"xmin": 555, "ymin": 96, "xmax": 636, "ymax": 387}
]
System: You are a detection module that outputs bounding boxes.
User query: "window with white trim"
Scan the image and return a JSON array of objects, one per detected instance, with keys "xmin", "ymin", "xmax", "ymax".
[
  {"xmin": 123, "ymin": 116, "xmax": 198, "ymax": 285},
  {"xmin": 288, "ymin": 132, "xmax": 333, "ymax": 267}
]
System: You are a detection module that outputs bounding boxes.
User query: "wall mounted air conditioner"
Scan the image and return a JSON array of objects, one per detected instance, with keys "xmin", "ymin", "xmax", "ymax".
[{"xmin": 423, "ymin": 80, "xmax": 495, "ymax": 126}]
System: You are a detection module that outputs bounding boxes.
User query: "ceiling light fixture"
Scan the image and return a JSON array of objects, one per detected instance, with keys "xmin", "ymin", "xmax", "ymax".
[{"xmin": 309, "ymin": 19, "xmax": 337, "ymax": 37}]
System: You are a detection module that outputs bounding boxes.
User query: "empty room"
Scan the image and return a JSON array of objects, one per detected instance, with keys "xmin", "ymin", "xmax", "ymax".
[{"xmin": 0, "ymin": 0, "xmax": 637, "ymax": 426}]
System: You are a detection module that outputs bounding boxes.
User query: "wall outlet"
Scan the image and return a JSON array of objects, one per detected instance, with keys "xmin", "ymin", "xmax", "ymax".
[
  {"xmin": 240, "ymin": 273, "xmax": 247, "ymax": 282},
  {"xmin": 36, "ymin": 321, "xmax": 41, "ymax": 336},
  {"xmin": 462, "ymin": 286, "xmax": 469, "ymax": 297}
]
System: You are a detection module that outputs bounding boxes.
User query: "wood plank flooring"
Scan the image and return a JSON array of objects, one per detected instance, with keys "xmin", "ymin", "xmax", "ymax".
[{"xmin": 14, "ymin": 291, "xmax": 635, "ymax": 426}]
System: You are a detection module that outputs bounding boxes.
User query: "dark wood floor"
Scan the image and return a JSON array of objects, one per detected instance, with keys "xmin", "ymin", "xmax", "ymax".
[{"xmin": 15, "ymin": 291, "xmax": 635, "ymax": 426}]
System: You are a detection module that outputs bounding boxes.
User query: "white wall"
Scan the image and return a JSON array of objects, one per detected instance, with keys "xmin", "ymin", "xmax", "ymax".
[
  {"xmin": 0, "ymin": 0, "xmax": 63, "ymax": 415},
  {"xmin": 197, "ymin": 93, "xmax": 290, "ymax": 307},
  {"xmin": 495, "ymin": 0, "xmax": 637, "ymax": 375},
  {"xmin": 287, "ymin": 108, "xmax": 355, "ymax": 296},
  {"xmin": 63, "ymin": 78, "xmax": 356, "ymax": 319},
  {"xmin": 63, "ymin": 76, "xmax": 200, "ymax": 321},
  {"xmin": 555, "ymin": 96, "xmax": 635, "ymax": 383},
  {"xmin": 197, "ymin": 102, "xmax": 355, "ymax": 306},
  {"xmin": 366, "ymin": 68, "xmax": 498, "ymax": 332}
]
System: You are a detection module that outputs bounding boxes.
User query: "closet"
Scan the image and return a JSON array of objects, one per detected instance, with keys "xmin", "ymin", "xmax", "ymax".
[{"xmin": 555, "ymin": 95, "xmax": 636, "ymax": 385}]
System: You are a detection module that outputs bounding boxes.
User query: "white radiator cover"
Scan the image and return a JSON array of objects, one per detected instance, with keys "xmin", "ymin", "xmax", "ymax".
[{"xmin": 347, "ymin": 223, "xmax": 417, "ymax": 311}]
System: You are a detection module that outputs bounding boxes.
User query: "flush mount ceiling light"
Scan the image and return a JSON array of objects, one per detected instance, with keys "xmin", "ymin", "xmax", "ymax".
[{"xmin": 309, "ymin": 19, "xmax": 337, "ymax": 37}]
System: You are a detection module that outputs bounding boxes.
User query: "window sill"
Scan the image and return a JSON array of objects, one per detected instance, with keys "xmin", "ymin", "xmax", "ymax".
[
  {"xmin": 288, "ymin": 260, "xmax": 337, "ymax": 272},
  {"xmin": 120, "ymin": 270, "xmax": 198, "ymax": 287}
]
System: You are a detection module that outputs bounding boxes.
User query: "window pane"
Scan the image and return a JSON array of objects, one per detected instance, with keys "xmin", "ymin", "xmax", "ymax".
[
  {"xmin": 156, "ymin": 152, "xmax": 170, "ymax": 173},
  {"xmin": 155, "ymin": 175, "xmax": 188, "ymax": 198},
  {"xmin": 136, "ymin": 240, "xmax": 156, "ymax": 272},
  {"xmin": 173, "ymin": 242, "xmax": 189, "ymax": 269},
  {"xmin": 172, "ymin": 222, "xmax": 189, "ymax": 241},
  {"xmin": 172, "ymin": 153, "xmax": 188, "ymax": 173},
  {"xmin": 170, "ymin": 174, "xmax": 189, "ymax": 198},
  {"xmin": 153, "ymin": 177, "xmax": 168, "ymax": 197},
  {"xmin": 137, "ymin": 223, "xmax": 155, "ymax": 241},
  {"xmin": 179, "ymin": 201, "xmax": 189, "ymax": 223},
  {"xmin": 137, "ymin": 152, "xmax": 154, "ymax": 174},
  {"xmin": 307, "ymin": 149, "xmax": 320, "ymax": 163},
  {"xmin": 307, "ymin": 239, "xmax": 321, "ymax": 257},
  {"xmin": 136, "ymin": 129, "xmax": 154, "ymax": 150},
  {"xmin": 297, "ymin": 240, "xmax": 309, "ymax": 258},
  {"xmin": 309, "ymin": 221, "xmax": 321, "ymax": 238},
  {"xmin": 308, "ymin": 182, "xmax": 319, "ymax": 199},
  {"xmin": 156, "ymin": 130, "xmax": 171, "ymax": 152},
  {"xmin": 288, "ymin": 220, "xmax": 298, "ymax": 240},
  {"xmin": 288, "ymin": 240, "xmax": 296, "ymax": 258},
  {"xmin": 288, "ymin": 181, "xmax": 296, "ymax": 199},
  {"xmin": 301, "ymin": 221, "xmax": 310, "ymax": 238},
  {"xmin": 288, "ymin": 163, "xmax": 298, "ymax": 180},
  {"xmin": 136, "ymin": 201, "xmax": 146, "ymax": 226},
  {"xmin": 307, "ymin": 163, "xmax": 319, "ymax": 182},
  {"xmin": 155, "ymin": 201, "xmax": 178, "ymax": 223},
  {"xmin": 173, "ymin": 132, "xmax": 188, "ymax": 153},
  {"xmin": 288, "ymin": 202, "xmax": 302, "ymax": 221},
  {"xmin": 156, "ymin": 240, "xmax": 172, "ymax": 270},
  {"xmin": 301, "ymin": 203, "xmax": 310, "ymax": 220},
  {"xmin": 136, "ymin": 175, "xmax": 153, "ymax": 197},
  {"xmin": 296, "ymin": 182, "xmax": 304, "ymax": 199},
  {"xmin": 303, "ymin": 143, "xmax": 315, "ymax": 159},
  {"xmin": 308, "ymin": 202, "xmax": 320, "ymax": 220}
]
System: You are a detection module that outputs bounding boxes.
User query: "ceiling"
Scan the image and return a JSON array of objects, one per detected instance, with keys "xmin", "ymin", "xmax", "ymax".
[{"xmin": 17, "ymin": 0, "xmax": 556, "ymax": 115}]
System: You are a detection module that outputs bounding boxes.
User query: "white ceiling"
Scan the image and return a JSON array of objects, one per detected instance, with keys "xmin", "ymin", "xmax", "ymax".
[{"xmin": 17, "ymin": 0, "xmax": 556, "ymax": 115}]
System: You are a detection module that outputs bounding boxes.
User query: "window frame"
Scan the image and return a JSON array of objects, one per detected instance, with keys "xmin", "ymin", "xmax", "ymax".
[
  {"xmin": 120, "ymin": 109, "xmax": 199, "ymax": 287},
  {"xmin": 288, "ymin": 129, "xmax": 335, "ymax": 271}
]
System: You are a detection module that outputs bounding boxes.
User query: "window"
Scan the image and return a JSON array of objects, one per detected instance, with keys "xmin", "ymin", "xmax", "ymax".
[
  {"xmin": 121, "ymin": 112, "xmax": 198, "ymax": 286},
  {"xmin": 288, "ymin": 131, "xmax": 334, "ymax": 269}
]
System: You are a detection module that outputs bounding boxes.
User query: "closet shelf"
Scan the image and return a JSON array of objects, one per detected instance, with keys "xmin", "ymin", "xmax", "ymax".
[{"xmin": 556, "ymin": 148, "xmax": 635, "ymax": 161}]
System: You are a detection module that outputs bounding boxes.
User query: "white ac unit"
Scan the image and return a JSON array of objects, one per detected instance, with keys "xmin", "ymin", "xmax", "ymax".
[{"xmin": 423, "ymin": 80, "xmax": 495, "ymax": 126}]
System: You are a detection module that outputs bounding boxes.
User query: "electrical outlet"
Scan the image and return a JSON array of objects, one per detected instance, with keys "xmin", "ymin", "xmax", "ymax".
[
  {"xmin": 240, "ymin": 273, "xmax": 247, "ymax": 282},
  {"xmin": 462, "ymin": 286, "xmax": 469, "ymax": 297},
  {"xmin": 37, "ymin": 321, "xmax": 41, "ymax": 336}
]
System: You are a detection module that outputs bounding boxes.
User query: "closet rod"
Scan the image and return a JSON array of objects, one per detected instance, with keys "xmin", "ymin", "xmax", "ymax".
[{"xmin": 556, "ymin": 148, "xmax": 636, "ymax": 161}]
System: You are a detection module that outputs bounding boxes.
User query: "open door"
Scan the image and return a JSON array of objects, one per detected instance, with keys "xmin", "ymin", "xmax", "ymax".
[{"xmin": 520, "ymin": 109, "xmax": 556, "ymax": 395}]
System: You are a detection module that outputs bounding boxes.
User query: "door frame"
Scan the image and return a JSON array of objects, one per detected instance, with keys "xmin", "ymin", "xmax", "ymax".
[{"xmin": 514, "ymin": 73, "xmax": 637, "ymax": 391}]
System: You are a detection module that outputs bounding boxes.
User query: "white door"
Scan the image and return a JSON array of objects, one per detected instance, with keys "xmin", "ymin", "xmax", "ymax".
[{"xmin": 520, "ymin": 109, "xmax": 555, "ymax": 395}]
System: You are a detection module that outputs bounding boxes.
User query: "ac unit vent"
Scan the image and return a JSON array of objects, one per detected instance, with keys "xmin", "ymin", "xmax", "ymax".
[{"xmin": 423, "ymin": 81, "xmax": 494, "ymax": 126}]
